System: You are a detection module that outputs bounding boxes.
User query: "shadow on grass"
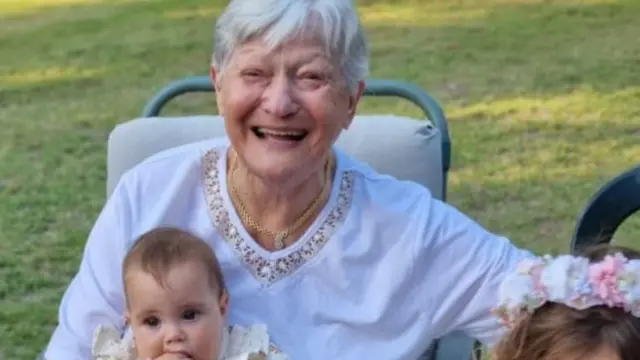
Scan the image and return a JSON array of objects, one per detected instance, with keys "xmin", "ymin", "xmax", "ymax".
[
  {"xmin": 366, "ymin": 0, "xmax": 640, "ymax": 101},
  {"xmin": 1, "ymin": 67, "xmax": 109, "ymax": 106},
  {"xmin": 0, "ymin": 0, "xmax": 222, "ymax": 89}
]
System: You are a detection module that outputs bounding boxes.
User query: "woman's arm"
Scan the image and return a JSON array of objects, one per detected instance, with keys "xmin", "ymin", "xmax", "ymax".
[
  {"xmin": 412, "ymin": 192, "xmax": 534, "ymax": 346},
  {"xmin": 44, "ymin": 179, "xmax": 134, "ymax": 360}
]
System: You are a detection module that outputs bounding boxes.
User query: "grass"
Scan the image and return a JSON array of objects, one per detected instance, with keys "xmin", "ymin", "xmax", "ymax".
[{"xmin": 1, "ymin": 0, "xmax": 640, "ymax": 358}]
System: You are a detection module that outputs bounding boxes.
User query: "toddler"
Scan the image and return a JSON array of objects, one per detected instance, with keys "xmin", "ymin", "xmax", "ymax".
[
  {"xmin": 91, "ymin": 227, "xmax": 288, "ymax": 360},
  {"xmin": 492, "ymin": 245, "xmax": 640, "ymax": 360}
]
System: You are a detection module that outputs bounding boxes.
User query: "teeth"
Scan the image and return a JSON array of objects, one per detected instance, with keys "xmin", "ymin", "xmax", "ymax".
[{"xmin": 257, "ymin": 128, "xmax": 306, "ymax": 136}]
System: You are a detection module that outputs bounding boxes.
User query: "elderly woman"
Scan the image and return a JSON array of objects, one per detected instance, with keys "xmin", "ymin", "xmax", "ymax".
[{"xmin": 44, "ymin": 0, "xmax": 532, "ymax": 359}]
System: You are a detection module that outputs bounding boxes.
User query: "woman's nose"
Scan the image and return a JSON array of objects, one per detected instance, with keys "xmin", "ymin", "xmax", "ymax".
[{"xmin": 261, "ymin": 75, "xmax": 299, "ymax": 119}]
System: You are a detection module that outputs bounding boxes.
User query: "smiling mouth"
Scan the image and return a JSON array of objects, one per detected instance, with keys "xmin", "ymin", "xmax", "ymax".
[{"xmin": 251, "ymin": 126, "xmax": 308, "ymax": 142}]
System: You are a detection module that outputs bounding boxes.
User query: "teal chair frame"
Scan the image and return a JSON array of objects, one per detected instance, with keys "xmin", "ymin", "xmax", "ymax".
[{"xmin": 572, "ymin": 164, "xmax": 640, "ymax": 253}]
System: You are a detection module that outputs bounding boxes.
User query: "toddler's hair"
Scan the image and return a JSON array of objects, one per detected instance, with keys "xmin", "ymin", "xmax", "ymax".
[
  {"xmin": 493, "ymin": 244, "xmax": 640, "ymax": 360},
  {"xmin": 122, "ymin": 227, "xmax": 226, "ymax": 299}
]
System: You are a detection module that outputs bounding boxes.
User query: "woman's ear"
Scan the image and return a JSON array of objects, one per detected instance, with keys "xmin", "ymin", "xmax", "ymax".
[
  {"xmin": 210, "ymin": 66, "xmax": 221, "ymax": 91},
  {"xmin": 344, "ymin": 80, "xmax": 365, "ymax": 129},
  {"xmin": 210, "ymin": 66, "xmax": 225, "ymax": 115}
]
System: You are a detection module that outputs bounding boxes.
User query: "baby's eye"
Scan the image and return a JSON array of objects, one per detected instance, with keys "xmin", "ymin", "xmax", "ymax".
[
  {"xmin": 143, "ymin": 316, "xmax": 160, "ymax": 327},
  {"xmin": 182, "ymin": 309, "xmax": 200, "ymax": 321}
]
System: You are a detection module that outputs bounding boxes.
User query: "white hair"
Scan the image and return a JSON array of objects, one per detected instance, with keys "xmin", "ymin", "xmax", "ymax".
[{"xmin": 212, "ymin": 0, "xmax": 369, "ymax": 92}]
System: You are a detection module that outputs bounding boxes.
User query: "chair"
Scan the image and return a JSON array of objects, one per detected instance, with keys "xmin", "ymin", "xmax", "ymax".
[
  {"xmin": 571, "ymin": 164, "xmax": 640, "ymax": 253},
  {"xmin": 40, "ymin": 76, "xmax": 477, "ymax": 360}
]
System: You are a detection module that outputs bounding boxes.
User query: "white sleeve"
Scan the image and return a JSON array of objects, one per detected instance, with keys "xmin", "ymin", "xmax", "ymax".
[
  {"xmin": 412, "ymin": 193, "xmax": 534, "ymax": 346},
  {"xmin": 44, "ymin": 180, "xmax": 133, "ymax": 360}
]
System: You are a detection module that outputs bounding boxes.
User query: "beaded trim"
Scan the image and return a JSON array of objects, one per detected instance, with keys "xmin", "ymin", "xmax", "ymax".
[{"xmin": 202, "ymin": 148, "xmax": 354, "ymax": 285}]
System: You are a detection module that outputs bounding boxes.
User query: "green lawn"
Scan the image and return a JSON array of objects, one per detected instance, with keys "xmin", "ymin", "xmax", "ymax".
[{"xmin": 1, "ymin": 0, "xmax": 640, "ymax": 358}]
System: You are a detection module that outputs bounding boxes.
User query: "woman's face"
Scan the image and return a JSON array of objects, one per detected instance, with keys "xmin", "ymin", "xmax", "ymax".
[{"xmin": 212, "ymin": 35, "xmax": 364, "ymax": 184}]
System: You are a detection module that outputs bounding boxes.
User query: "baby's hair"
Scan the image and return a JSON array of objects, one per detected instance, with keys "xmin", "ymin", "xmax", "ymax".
[
  {"xmin": 122, "ymin": 227, "xmax": 226, "ymax": 300},
  {"xmin": 493, "ymin": 244, "xmax": 640, "ymax": 360}
]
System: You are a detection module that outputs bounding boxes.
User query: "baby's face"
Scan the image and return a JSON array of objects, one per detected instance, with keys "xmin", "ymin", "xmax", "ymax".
[{"xmin": 125, "ymin": 261, "xmax": 228, "ymax": 360}]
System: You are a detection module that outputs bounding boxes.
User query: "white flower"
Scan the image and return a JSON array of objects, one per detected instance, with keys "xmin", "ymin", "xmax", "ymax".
[
  {"xmin": 498, "ymin": 273, "xmax": 536, "ymax": 310},
  {"xmin": 620, "ymin": 260, "xmax": 640, "ymax": 307},
  {"xmin": 624, "ymin": 260, "xmax": 640, "ymax": 274},
  {"xmin": 516, "ymin": 257, "xmax": 544, "ymax": 275},
  {"xmin": 540, "ymin": 255, "xmax": 573, "ymax": 301},
  {"xmin": 620, "ymin": 260, "xmax": 640, "ymax": 287}
]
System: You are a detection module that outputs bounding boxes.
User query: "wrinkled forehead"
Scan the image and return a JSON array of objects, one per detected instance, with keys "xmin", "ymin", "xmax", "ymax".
[{"xmin": 232, "ymin": 35, "xmax": 335, "ymax": 66}]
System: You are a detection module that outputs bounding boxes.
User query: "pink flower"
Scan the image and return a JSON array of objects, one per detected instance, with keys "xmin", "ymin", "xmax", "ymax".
[{"xmin": 588, "ymin": 254, "xmax": 626, "ymax": 306}]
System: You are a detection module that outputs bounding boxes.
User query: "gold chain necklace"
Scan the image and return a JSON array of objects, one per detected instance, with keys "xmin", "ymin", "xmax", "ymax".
[{"xmin": 228, "ymin": 151, "xmax": 334, "ymax": 250}]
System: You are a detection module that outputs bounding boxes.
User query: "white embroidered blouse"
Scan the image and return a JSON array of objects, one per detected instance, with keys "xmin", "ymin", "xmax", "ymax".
[
  {"xmin": 44, "ymin": 137, "xmax": 533, "ymax": 360},
  {"xmin": 91, "ymin": 324, "xmax": 288, "ymax": 360}
]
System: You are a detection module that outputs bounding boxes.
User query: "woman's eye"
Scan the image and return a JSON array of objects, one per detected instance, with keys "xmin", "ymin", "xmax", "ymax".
[
  {"xmin": 301, "ymin": 73, "xmax": 323, "ymax": 81},
  {"xmin": 242, "ymin": 69, "xmax": 264, "ymax": 77},
  {"xmin": 297, "ymin": 72, "xmax": 326, "ymax": 89},
  {"xmin": 143, "ymin": 316, "xmax": 160, "ymax": 327},
  {"xmin": 182, "ymin": 309, "xmax": 200, "ymax": 320}
]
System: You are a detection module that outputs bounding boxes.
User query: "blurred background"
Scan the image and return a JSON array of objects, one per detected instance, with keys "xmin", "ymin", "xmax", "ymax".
[{"xmin": 1, "ymin": 0, "xmax": 639, "ymax": 358}]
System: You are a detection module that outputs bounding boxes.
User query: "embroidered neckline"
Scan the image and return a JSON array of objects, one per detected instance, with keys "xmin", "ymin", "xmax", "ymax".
[{"xmin": 202, "ymin": 148, "xmax": 354, "ymax": 285}]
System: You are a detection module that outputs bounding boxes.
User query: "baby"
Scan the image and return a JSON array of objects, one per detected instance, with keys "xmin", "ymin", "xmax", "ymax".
[
  {"xmin": 492, "ymin": 244, "xmax": 640, "ymax": 360},
  {"xmin": 92, "ymin": 227, "xmax": 288, "ymax": 360}
]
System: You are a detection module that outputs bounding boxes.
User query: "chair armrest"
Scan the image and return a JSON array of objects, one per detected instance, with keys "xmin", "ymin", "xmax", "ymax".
[{"xmin": 434, "ymin": 332, "xmax": 477, "ymax": 360}]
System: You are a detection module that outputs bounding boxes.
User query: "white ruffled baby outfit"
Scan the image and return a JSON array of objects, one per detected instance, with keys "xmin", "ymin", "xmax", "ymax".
[{"xmin": 91, "ymin": 324, "xmax": 289, "ymax": 360}]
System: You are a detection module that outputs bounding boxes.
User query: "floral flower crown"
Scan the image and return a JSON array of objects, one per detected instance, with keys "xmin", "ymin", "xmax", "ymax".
[{"xmin": 493, "ymin": 253, "xmax": 640, "ymax": 328}]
